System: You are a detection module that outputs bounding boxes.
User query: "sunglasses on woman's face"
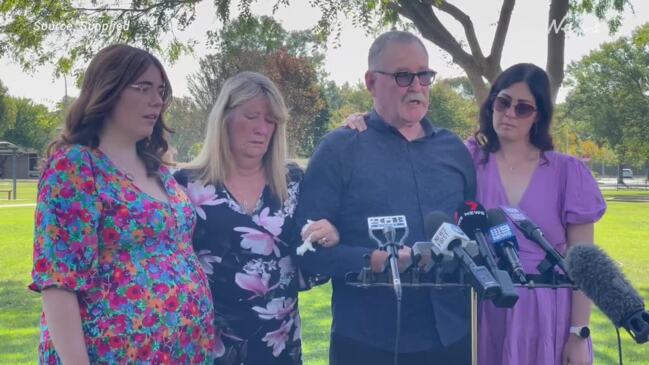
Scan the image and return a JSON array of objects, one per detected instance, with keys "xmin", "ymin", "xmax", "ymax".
[{"xmin": 493, "ymin": 96, "xmax": 537, "ymax": 119}]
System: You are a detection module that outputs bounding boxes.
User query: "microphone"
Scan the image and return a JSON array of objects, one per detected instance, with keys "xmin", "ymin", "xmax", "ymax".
[
  {"xmin": 424, "ymin": 211, "xmax": 501, "ymax": 299},
  {"xmin": 485, "ymin": 208, "xmax": 528, "ymax": 284},
  {"xmin": 500, "ymin": 206, "xmax": 568, "ymax": 275},
  {"xmin": 455, "ymin": 201, "xmax": 519, "ymax": 308},
  {"xmin": 411, "ymin": 241, "xmax": 445, "ymax": 273},
  {"xmin": 367, "ymin": 215, "xmax": 409, "ymax": 300},
  {"xmin": 566, "ymin": 244, "xmax": 649, "ymax": 344}
]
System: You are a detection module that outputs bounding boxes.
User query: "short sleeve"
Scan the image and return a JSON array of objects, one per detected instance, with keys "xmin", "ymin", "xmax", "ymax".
[
  {"xmin": 464, "ymin": 137, "xmax": 484, "ymax": 167},
  {"xmin": 29, "ymin": 146, "xmax": 101, "ymax": 293},
  {"xmin": 562, "ymin": 156, "xmax": 606, "ymax": 225}
]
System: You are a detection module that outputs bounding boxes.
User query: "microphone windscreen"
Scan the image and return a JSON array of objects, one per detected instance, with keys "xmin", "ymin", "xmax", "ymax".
[
  {"xmin": 455, "ymin": 201, "xmax": 489, "ymax": 240},
  {"xmin": 566, "ymin": 244, "xmax": 645, "ymax": 326},
  {"xmin": 424, "ymin": 211, "xmax": 453, "ymax": 240},
  {"xmin": 486, "ymin": 207, "xmax": 508, "ymax": 226}
]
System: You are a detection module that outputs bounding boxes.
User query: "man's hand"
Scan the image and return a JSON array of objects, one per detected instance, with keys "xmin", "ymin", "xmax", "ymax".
[{"xmin": 370, "ymin": 246, "xmax": 413, "ymax": 273}]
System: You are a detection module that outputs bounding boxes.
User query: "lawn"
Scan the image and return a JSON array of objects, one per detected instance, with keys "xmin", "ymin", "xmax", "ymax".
[
  {"xmin": 0, "ymin": 179, "xmax": 38, "ymax": 206},
  {"xmin": 1, "ymin": 184, "xmax": 647, "ymax": 364}
]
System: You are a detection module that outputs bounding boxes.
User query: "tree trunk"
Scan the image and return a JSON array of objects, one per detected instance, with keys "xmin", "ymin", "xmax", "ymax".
[
  {"xmin": 617, "ymin": 163, "xmax": 626, "ymax": 185},
  {"xmin": 546, "ymin": 0, "xmax": 569, "ymax": 103}
]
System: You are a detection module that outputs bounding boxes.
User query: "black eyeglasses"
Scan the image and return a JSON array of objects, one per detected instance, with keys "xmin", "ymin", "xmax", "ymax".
[
  {"xmin": 493, "ymin": 96, "xmax": 537, "ymax": 119},
  {"xmin": 373, "ymin": 70, "xmax": 437, "ymax": 87}
]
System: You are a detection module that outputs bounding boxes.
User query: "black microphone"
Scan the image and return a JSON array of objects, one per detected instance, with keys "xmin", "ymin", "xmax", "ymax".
[
  {"xmin": 456, "ymin": 201, "xmax": 519, "ymax": 307},
  {"xmin": 486, "ymin": 208, "xmax": 528, "ymax": 284},
  {"xmin": 424, "ymin": 211, "xmax": 501, "ymax": 299},
  {"xmin": 500, "ymin": 206, "xmax": 568, "ymax": 275},
  {"xmin": 566, "ymin": 244, "xmax": 649, "ymax": 344}
]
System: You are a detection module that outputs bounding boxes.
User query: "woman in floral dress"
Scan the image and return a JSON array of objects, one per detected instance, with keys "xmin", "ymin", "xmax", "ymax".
[
  {"xmin": 175, "ymin": 71, "xmax": 338, "ymax": 365},
  {"xmin": 29, "ymin": 45, "xmax": 215, "ymax": 364}
]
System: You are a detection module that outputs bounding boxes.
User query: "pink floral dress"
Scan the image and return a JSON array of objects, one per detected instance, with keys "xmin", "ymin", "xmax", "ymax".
[
  {"xmin": 30, "ymin": 145, "xmax": 216, "ymax": 364},
  {"xmin": 175, "ymin": 164, "xmax": 304, "ymax": 365}
]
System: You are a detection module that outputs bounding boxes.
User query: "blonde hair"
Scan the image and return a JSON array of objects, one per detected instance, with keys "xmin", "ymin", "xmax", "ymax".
[{"xmin": 184, "ymin": 71, "xmax": 290, "ymax": 201}]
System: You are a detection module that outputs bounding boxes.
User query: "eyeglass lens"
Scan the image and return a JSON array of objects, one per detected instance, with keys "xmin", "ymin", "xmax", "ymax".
[
  {"xmin": 493, "ymin": 96, "xmax": 536, "ymax": 118},
  {"xmin": 394, "ymin": 71, "xmax": 436, "ymax": 87}
]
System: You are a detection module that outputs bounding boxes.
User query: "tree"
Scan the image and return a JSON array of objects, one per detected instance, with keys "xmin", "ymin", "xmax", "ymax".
[
  {"xmin": 1, "ymin": 97, "xmax": 59, "ymax": 151},
  {"xmin": 427, "ymin": 80, "xmax": 477, "ymax": 139},
  {"xmin": 324, "ymin": 82, "xmax": 373, "ymax": 128},
  {"xmin": 0, "ymin": 79, "xmax": 9, "ymax": 136},
  {"xmin": 165, "ymin": 96, "xmax": 205, "ymax": 162},
  {"xmin": 565, "ymin": 23, "xmax": 649, "ymax": 183},
  {"xmin": 187, "ymin": 16, "xmax": 326, "ymax": 157},
  {"xmin": 1, "ymin": 1, "xmax": 632, "ymax": 103}
]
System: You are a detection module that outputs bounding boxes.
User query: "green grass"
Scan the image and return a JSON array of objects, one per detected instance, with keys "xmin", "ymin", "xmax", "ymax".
[
  {"xmin": 0, "ymin": 180, "xmax": 38, "ymax": 206},
  {"xmin": 1, "ymin": 183, "xmax": 648, "ymax": 364}
]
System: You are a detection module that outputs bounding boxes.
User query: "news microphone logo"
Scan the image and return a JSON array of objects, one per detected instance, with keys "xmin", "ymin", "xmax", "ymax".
[
  {"xmin": 367, "ymin": 215, "xmax": 408, "ymax": 230},
  {"xmin": 431, "ymin": 222, "xmax": 470, "ymax": 255},
  {"xmin": 500, "ymin": 206, "xmax": 529, "ymax": 223},
  {"xmin": 488, "ymin": 223, "xmax": 515, "ymax": 244}
]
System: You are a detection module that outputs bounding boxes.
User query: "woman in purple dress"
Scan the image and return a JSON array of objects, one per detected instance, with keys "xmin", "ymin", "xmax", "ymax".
[{"xmin": 467, "ymin": 63, "xmax": 606, "ymax": 365}]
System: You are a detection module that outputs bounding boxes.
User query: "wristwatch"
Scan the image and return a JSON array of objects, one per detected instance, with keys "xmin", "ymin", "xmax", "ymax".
[{"xmin": 569, "ymin": 325, "xmax": 591, "ymax": 339}]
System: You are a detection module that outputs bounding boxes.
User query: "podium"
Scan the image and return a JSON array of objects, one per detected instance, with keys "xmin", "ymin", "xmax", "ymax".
[{"xmin": 345, "ymin": 266, "xmax": 576, "ymax": 365}]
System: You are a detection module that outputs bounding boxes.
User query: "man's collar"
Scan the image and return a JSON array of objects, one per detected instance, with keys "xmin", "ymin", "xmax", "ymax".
[{"xmin": 366, "ymin": 110, "xmax": 437, "ymax": 138}]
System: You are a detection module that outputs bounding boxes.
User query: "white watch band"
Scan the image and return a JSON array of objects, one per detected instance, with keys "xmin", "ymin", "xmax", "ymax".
[{"xmin": 569, "ymin": 326, "xmax": 583, "ymax": 335}]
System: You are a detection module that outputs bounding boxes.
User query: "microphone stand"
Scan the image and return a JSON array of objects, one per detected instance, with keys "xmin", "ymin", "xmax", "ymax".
[{"xmin": 383, "ymin": 225, "xmax": 402, "ymax": 301}]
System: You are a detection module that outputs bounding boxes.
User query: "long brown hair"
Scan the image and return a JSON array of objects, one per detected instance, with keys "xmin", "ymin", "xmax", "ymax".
[{"xmin": 48, "ymin": 44, "xmax": 173, "ymax": 175}]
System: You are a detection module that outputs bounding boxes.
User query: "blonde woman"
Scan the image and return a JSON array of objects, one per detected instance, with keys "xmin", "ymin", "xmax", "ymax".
[{"xmin": 175, "ymin": 71, "xmax": 338, "ymax": 365}]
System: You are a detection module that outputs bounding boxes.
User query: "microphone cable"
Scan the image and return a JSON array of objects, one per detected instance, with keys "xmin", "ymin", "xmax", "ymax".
[{"xmin": 616, "ymin": 326, "xmax": 623, "ymax": 365}]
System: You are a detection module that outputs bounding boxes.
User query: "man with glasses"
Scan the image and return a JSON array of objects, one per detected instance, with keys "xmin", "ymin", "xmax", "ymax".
[{"xmin": 296, "ymin": 31, "xmax": 476, "ymax": 364}]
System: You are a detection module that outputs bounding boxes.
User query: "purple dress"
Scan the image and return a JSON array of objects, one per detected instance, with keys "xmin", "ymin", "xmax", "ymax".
[{"xmin": 467, "ymin": 140, "xmax": 606, "ymax": 365}]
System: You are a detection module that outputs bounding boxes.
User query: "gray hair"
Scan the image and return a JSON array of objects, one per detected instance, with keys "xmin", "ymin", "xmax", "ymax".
[{"xmin": 368, "ymin": 31, "xmax": 428, "ymax": 70}]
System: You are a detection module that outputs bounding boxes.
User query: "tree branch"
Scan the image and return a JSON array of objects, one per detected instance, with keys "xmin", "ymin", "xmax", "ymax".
[
  {"xmin": 488, "ymin": 0, "xmax": 515, "ymax": 77},
  {"xmin": 73, "ymin": 1, "xmax": 196, "ymax": 14},
  {"xmin": 434, "ymin": 1, "xmax": 485, "ymax": 64},
  {"xmin": 394, "ymin": 1, "xmax": 474, "ymax": 68}
]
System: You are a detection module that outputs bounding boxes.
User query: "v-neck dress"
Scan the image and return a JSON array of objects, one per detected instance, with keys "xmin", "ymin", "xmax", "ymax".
[
  {"xmin": 174, "ymin": 165, "xmax": 304, "ymax": 365},
  {"xmin": 467, "ymin": 140, "xmax": 606, "ymax": 365},
  {"xmin": 30, "ymin": 145, "xmax": 216, "ymax": 364}
]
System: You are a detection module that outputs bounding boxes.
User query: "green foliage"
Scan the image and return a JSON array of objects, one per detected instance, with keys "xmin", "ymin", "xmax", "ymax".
[
  {"xmin": 568, "ymin": 0, "xmax": 631, "ymax": 34},
  {"xmin": 187, "ymin": 15, "xmax": 326, "ymax": 157},
  {"xmin": 0, "ymin": 97, "xmax": 59, "ymax": 153},
  {"xmin": 0, "ymin": 79, "xmax": 10, "ymax": 136},
  {"xmin": 323, "ymin": 81, "xmax": 372, "ymax": 129},
  {"xmin": 427, "ymin": 80, "xmax": 477, "ymax": 139},
  {"xmin": 0, "ymin": 0, "xmax": 202, "ymax": 75},
  {"xmin": 165, "ymin": 96, "xmax": 206, "ymax": 162},
  {"xmin": 565, "ymin": 23, "xmax": 649, "ymax": 166}
]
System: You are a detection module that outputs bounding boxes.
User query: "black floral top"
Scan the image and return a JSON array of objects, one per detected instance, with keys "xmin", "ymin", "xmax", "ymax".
[{"xmin": 175, "ymin": 164, "xmax": 304, "ymax": 365}]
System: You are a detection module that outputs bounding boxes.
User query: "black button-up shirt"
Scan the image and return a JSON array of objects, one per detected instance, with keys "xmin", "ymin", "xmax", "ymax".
[{"xmin": 296, "ymin": 111, "xmax": 476, "ymax": 352}]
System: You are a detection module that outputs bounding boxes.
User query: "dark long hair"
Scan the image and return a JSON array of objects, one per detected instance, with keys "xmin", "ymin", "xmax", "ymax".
[
  {"xmin": 475, "ymin": 63, "xmax": 554, "ymax": 164},
  {"xmin": 48, "ymin": 44, "xmax": 173, "ymax": 175}
]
